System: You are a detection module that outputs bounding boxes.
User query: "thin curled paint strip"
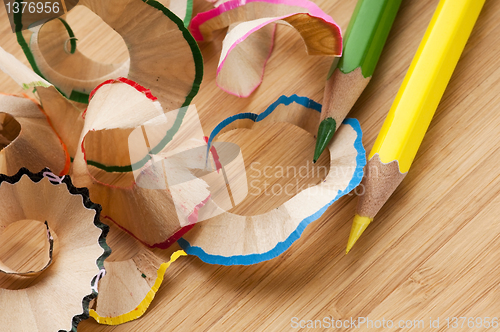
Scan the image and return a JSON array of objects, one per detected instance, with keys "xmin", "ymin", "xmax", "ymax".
[
  {"xmin": 88, "ymin": 77, "xmax": 158, "ymax": 102},
  {"xmin": 43, "ymin": 171, "xmax": 65, "ymax": 184},
  {"xmin": 203, "ymin": 136, "xmax": 222, "ymax": 172},
  {"xmin": 91, "ymin": 269, "xmax": 107, "ymax": 294}
]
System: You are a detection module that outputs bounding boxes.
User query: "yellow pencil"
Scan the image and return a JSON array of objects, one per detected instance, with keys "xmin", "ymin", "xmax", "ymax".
[{"xmin": 346, "ymin": 0, "xmax": 485, "ymax": 254}]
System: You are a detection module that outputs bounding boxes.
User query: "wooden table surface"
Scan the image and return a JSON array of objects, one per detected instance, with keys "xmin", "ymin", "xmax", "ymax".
[{"xmin": 1, "ymin": 0, "xmax": 500, "ymax": 331}]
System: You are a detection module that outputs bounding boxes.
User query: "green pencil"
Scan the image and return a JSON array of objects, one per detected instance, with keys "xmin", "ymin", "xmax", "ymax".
[{"xmin": 314, "ymin": 0, "xmax": 403, "ymax": 162}]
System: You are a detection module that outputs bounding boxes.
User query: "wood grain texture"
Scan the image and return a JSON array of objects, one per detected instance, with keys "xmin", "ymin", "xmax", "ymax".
[{"xmin": 0, "ymin": 0, "xmax": 500, "ymax": 330}]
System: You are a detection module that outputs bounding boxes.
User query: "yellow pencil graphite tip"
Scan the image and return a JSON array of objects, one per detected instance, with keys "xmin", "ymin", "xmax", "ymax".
[{"xmin": 346, "ymin": 214, "xmax": 373, "ymax": 254}]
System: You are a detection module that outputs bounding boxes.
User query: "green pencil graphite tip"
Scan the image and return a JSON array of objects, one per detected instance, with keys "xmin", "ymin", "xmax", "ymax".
[{"xmin": 314, "ymin": 118, "xmax": 336, "ymax": 163}]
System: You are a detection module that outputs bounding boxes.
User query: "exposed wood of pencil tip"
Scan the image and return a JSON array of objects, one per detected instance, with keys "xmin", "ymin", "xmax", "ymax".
[
  {"xmin": 356, "ymin": 154, "xmax": 407, "ymax": 219},
  {"xmin": 321, "ymin": 67, "xmax": 371, "ymax": 127}
]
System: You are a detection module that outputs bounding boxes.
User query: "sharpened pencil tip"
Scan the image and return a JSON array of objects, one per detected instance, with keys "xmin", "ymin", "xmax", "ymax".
[
  {"xmin": 346, "ymin": 214, "xmax": 373, "ymax": 253},
  {"xmin": 314, "ymin": 118, "xmax": 336, "ymax": 162}
]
